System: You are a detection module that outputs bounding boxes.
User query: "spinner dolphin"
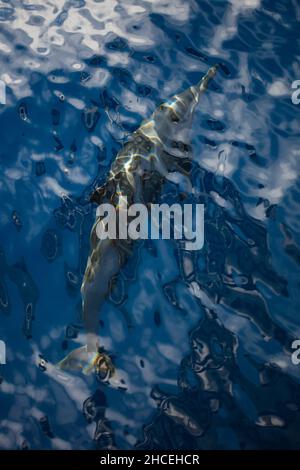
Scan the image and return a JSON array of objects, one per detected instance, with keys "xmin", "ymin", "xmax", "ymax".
[{"xmin": 57, "ymin": 65, "xmax": 219, "ymax": 378}]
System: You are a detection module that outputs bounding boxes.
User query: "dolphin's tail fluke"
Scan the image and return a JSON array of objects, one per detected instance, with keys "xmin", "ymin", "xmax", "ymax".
[{"xmin": 57, "ymin": 345, "xmax": 115, "ymax": 379}]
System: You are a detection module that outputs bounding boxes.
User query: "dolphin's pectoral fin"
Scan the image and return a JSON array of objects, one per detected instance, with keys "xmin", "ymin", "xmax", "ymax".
[
  {"xmin": 57, "ymin": 345, "xmax": 115, "ymax": 379},
  {"xmin": 90, "ymin": 180, "xmax": 117, "ymax": 205},
  {"xmin": 56, "ymin": 345, "xmax": 88, "ymax": 372},
  {"xmin": 90, "ymin": 185, "xmax": 107, "ymax": 205}
]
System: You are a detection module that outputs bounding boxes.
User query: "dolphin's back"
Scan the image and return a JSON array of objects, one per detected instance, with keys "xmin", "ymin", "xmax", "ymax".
[{"xmin": 91, "ymin": 65, "xmax": 218, "ymax": 206}]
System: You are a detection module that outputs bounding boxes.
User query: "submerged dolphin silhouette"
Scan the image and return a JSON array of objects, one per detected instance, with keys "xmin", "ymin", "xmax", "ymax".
[{"xmin": 57, "ymin": 65, "xmax": 218, "ymax": 377}]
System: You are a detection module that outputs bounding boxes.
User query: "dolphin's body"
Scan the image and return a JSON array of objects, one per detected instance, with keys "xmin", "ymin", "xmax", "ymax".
[{"xmin": 58, "ymin": 65, "xmax": 218, "ymax": 377}]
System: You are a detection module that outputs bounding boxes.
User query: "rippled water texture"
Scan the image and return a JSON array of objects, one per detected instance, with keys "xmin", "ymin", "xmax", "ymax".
[{"xmin": 0, "ymin": 0, "xmax": 300, "ymax": 450}]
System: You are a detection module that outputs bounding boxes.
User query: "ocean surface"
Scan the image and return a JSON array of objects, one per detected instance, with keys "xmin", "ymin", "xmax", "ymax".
[{"xmin": 0, "ymin": 0, "xmax": 300, "ymax": 450}]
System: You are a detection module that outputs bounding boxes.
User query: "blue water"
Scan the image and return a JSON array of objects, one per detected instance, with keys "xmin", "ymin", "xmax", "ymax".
[{"xmin": 0, "ymin": 0, "xmax": 300, "ymax": 450}]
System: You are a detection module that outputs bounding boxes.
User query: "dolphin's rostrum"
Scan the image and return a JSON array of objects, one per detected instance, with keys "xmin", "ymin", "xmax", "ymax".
[{"xmin": 57, "ymin": 65, "xmax": 218, "ymax": 377}]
